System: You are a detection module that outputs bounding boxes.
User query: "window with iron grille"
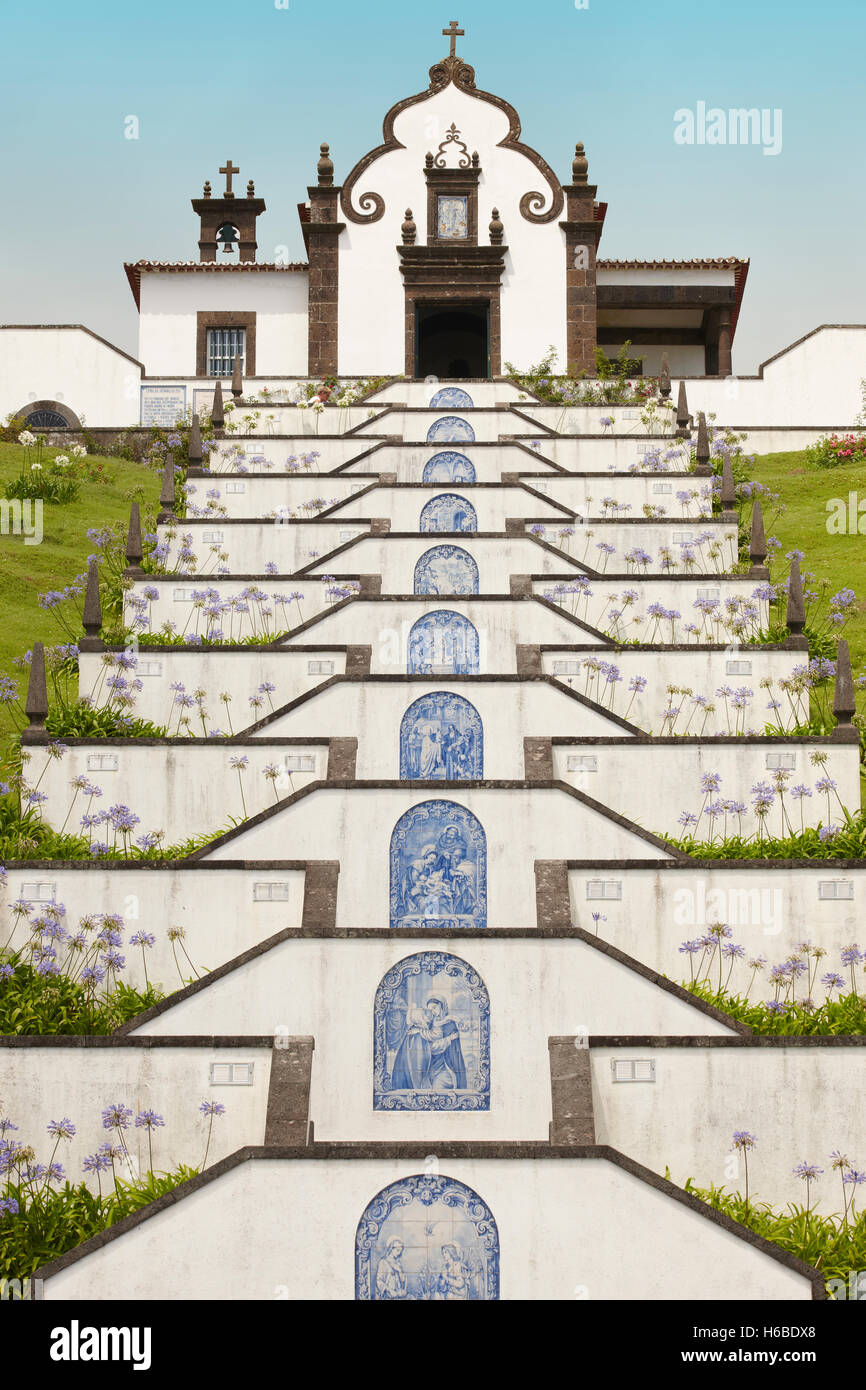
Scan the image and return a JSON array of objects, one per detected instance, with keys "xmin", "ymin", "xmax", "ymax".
[{"xmin": 207, "ymin": 328, "xmax": 246, "ymax": 378}]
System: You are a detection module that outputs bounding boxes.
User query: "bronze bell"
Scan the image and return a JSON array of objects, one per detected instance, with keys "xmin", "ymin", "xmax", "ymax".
[{"xmin": 216, "ymin": 222, "xmax": 237, "ymax": 255}]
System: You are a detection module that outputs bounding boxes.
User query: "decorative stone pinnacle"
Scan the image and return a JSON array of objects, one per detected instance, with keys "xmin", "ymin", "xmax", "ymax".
[
  {"xmin": 188, "ymin": 414, "xmax": 203, "ymax": 465},
  {"xmin": 659, "ymin": 352, "xmax": 671, "ymax": 398},
  {"xmin": 126, "ymin": 502, "xmax": 144, "ymax": 575},
  {"xmin": 203, "ymin": 180, "xmax": 212, "ymax": 199},
  {"xmin": 572, "ymin": 141, "xmax": 589, "ymax": 183},
  {"xmin": 231, "ymin": 353, "xmax": 243, "ymax": 399},
  {"xmin": 749, "ymin": 497, "xmax": 768, "ymax": 576},
  {"xmin": 489, "ymin": 208, "xmax": 504, "ymax": 245},
  {"xmin": 247, "ymin": 180, "xmax": 255, "ymax": 197},
  {"xmin": 425, "ymin": 151, "xmax": 434, "ymax": 168},
  {"xmin": 212, "ymin": 378, "xmax": 225, "ymax": 432},
  {"xmin": 81, "ymin": 559, "xmax": 103, "ymax": 638},
  {"xmin": 159, "ymin": 454, "xmax": 176, "ymax": 515},
  {"xmin": 25, "ymin": 641, "xmax": 48, "ymax": 729},
  {"xmin": 832, "ymin": 639, "xmax": 857, "ymax": 738},
  {"xmin": 694, "ymin": 411, "xmax": 711, "ymax": 474},
  {"xmin": 401, "ymin": 209, "xmax": 417, "ymax": 245},
  {"xmin": 675, "ymin": 380, "xmax": 690, "ymax": 437},
  {"xmin": 317, "ymin": 142, "xmax": 334, "ymax": 186},
  {"xmin": 720, "ymin": 451, "xmax": 736, "ymax": 520},
  {"xmin": 784, "ymin": 555, "xmax": 808, "ymax": 649}
]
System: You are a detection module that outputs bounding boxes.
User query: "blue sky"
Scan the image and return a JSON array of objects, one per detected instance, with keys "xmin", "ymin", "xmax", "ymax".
[{"xmin": 1, "ymin": 0, "xmax": 864, "ymax": 371}]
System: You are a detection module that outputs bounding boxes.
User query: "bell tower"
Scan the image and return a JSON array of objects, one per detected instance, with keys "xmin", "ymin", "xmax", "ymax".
[{"xmin": 191, "ymin": 160, "xmax": 266, "ymax": 263}]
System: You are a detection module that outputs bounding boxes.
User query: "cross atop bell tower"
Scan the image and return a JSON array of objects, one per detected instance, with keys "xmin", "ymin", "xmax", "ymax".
[
  {"xmin": 191, "ymin": 161, "xmax": 266, "ymax": 262},
  {"xmin": 442, "ymin": 20, "xmax": 464, "ymax": 58}
]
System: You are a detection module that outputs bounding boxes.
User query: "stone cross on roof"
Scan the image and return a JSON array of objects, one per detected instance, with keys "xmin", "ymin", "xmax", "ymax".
[
  {"xmin": 442, "ymin": 20, "xmax": 464, "ymax": 57},
  {"xmin": 219, "ymin": 160, "xmax": 240, "ymax": 198}
]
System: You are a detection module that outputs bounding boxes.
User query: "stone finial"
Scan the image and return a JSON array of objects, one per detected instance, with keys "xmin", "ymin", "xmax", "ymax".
[
  {"xmin": 25, "ymin": 641, "xmax": 49, "ymax": 729},
  {"xmin": 832, "ymin": 638, "xmax": 858, "ymax": 740},
  {"xmin": 212, "ymin": 378, "xmax": 225, "ymax": 433},
  {"xmin": 786, "ymin": 555, "xmax": 806, "ymax": 636},
  {"xmin": 720, "ymin": 451, "xmax": 736, "ymax": 520},
  {"xmin": 471, "ymin": 150, "xmax": 480, "ymax": 168},
  {"xmin": 572, "ymin": 141, "xmax": 589, "ymax": 183},
  {"xmin": 231, "ymin": 353, "xmax": 243, "ymax": 399},
  {"xmin": 694, "ymin": 411, "xmax": 712, "ymax": 474},
  {"xmin": 489, "ymin": 208, "xmax": 504, "ymax": 245},
  {"xmin": 749, "ymin": 497, "xmax": 768, "ymax": 576},
  {"xmin": 246, "ymin": 180, "xmax": 255, "ymax": 197},
  {"xmin": 203, "ymin": 180, "xmax": 212, "ymax": 198},
  {"xmin": 126, "ymin": 502, "xmax": 144, "ymax": 575},
  {"xmin": 675, "ymin": 380, "xmax": 690, "ymax": 437},
  {"xmin": 81, "ymin": 560, "xmax": 103, "ymax": 641},
  {"xmin": 317, "ymin": 142, "xmax": 334, "ymax": 186},
  {"xmin": 401, "ymin": 209, "xmax": 417, "ymax": 245},
  {"xmin": 425, "ymin": 151, "xmax": 434, "ymax": 168},
  {"xmin": 158, "ymin": 453, "xmax": 176, "ymax": 521},
  {"xmin": 188, "ymin": 414, "xmax": 203, "ymax": 467},
  {"xmin": 659, "ymin": 352, "xmax": 671, "ymax": 398}
]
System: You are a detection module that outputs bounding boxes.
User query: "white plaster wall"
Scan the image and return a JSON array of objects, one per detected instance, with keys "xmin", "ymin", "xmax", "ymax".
[
  {"xmin": 542, "ymin": 647, "xmax": 808, "ymax": 736},
  {"xmin": 537, "ymin": 576, "xmax": 770, "ymax": 644},
  {"xmin": 569, "ymin": 865, "xmax": 866, "ymax": 1004},
  {"xmin": 124, "ymin": 575, "xmax": 335, "ymax": 639},
  {"xmin": 302, "ymin": 485, "xmax": 569, "ymax": 530},
  {"xmin": 524, "ymin": 435, "xmax": 695, "ymax": 472},
  {"xmin": 0, "ymin": 327, "xmax": 140, "ymax": 427},
  {"xmin": 207, "ymin": 436, "xmax": 381, "ymax": 471},
  {"xmin": 201, "ymin": 785, "xmax": 674, "ymax": 927},
  {"xmin": 593, "ymin": 1047, "xmax": 866, "ymax": 1211},
  {"xmin": 255, "ymin": 679, "xmax": 635, "ymax": 775},
  {"xmin": 531, "ymin": 472, "xmax": 712, "ymax": 517},
  {"xmin": 337, "ymin": 84, "xmax": 566, "ymax": 376},
  {"xmin": 342, "ymin": 442, "xmax": 558, "ymax": 482},
  {"xmin": 0, "ymin": 1046, "xmax": 270, "ymax": 1182},
  {"xmin": 188, "ymin": 474, "xmax": 378, "ymax": 518},
  {"xmin": 368, "ymin": 380, "xmax": 526, "ymax": 406},
  {"xmin": 133, "ymin": 936, "xmax": 735, "ymax": 1051},
  {"xmin": 0, "ymin": 865, "xmax": 305, "ymax": 993},
  {"xmin": 79, "ymin": 648, "xmax": 347, "ymax": 731},
  {"xmin": 39, "ymin": 1156, "xmax": 813, "ymax": 1300},
  {"xmin": 354, "ymin": 409, "xmax": 522, "ymax": 442},
  {"xmin": 158, "ymin": 519, "xmax": 372, "ymax": 575},
  {"xmin": 28, "ymin": 742, "xmax": 324, "ymax": 845},
  {"xmin": 517, "ymin": 327, "xmax": 866, "ymax": 429},
  {"xmin": 283, "ymin": 597, "xmax": 603, "ymax": 670},
  {"xmin": 554, "ymin": 740, "xmax": 861, "ymax": 838},
  {"xmin": 304, "ymin": 534, "xmax": 582, "ymax": 591},
  {"xmin": 137, "ymin": 272, "xmax": 308, "ymax": 378},
  {"xmin": 160, "ymin": 517, "xmax": 735, "ymax": 578}
]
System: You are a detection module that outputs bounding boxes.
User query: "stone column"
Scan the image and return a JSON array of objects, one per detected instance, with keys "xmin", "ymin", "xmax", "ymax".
[
  {"xmin": 307, "ymin": 144, "xmax": 344, "ymax": 378},
  {"xmin": 560, "ymin": 143, "xmax": 603, "ymax": 377}
]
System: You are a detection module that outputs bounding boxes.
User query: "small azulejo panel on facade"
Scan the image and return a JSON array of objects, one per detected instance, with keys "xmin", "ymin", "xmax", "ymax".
[
  {"xmin": 407, "ymin": 611, "xmax": 480, "ymax": 674},
  {"xmin": 414, "ymin": 544, "xmax": 479, "ymax": 594},
  {"xmin": 419, "ymin": 493, "xmax": 478, "ymax": 532},
  {"xmin": 356, "ymin": 1173, "xmax": 498, "ymax": 1300},
  {"xmin": 426, "ymin": 416, "xmax": 476, "ymax": 444},
  {"xmin": 390, "ymin": 799, "xmax": 486, "ymax": 929},
  {"xmin": 422, "ymin": 451, "xmax": 476, "ymax": 483},
  {"xmin": 373, "ymin": 951, "xmax": 490, "ymax": 1112},
  {"xmin": 400, "ymin": 692, "xmax": 483, "ymax": 780}
]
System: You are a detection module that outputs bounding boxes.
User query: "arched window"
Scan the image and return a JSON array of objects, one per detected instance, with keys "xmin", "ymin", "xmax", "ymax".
[
  {"xmin": 407, "ymin": 612, "xmax": 480, "ymax": 676},
  {"xmin": 399, "ymin": 692, "xmax": 483, "ymax": 780},
  {"xmin": 419, "ymin": 494, "xmax": 478, "ymax": 534},
  {"xmin": 389, "ymin": 799, "xmax": 486, "ymax": 929},
  {"xmin": 422, "ymin": 451, "xmax": 476, "ymax": 484},
  {"xmin": 15, "ymin": 400, "xmax": 81, "ymax": 430},
  {"xmin": 414, "ymin": 545, "xmax": 478, "ymax": 596},
  {"xmin": 429, "ymin": 387, "xmax": 474, "ymax": 410},
  {"xmin": 356, "ymin": 1172, "xmax": 499, "ymax": 1299},
  {"xmin": 373, "ymin": 951, "xmax": 490, "ymax": 1112},
  {"xmin": 426, "ymin": 415, "xmax": 476, "ymax": 444}
]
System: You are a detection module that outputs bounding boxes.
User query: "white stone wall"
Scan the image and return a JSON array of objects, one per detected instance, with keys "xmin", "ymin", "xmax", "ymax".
[
  {"xmin": 0, "ymin": 327, "xmax": 141, "ymax": 427},
  {"xmin": 137, "ymin": 272, "xmax": 309, "ymax": 378},
  {"xmin": 569, "ymin": 864, "xmax": 866, "ymax": 1004},
  {"xmin": 38, "ymin": 1155, "xmax": 815, "ymax": 1301},
  {"xmin": 554, "ymin": 740, "xmax": 861, "ymax": 839},
  {"xmin": 0, "ymin": 1044, "xmax": 270, "ymax": 1181},
  {"xmin": 0, "ymin": 864, "xmax": 306, "ymax": 993}
]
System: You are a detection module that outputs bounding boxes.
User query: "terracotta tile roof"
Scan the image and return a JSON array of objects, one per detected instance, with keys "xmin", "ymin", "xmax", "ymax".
[
  {"xmin": 596, "ymin": 258, "xmax": 750, "ymax": 339},
  {"xmin": 123, "ymin": 260, "xmax": 309, "ymax": 308}
]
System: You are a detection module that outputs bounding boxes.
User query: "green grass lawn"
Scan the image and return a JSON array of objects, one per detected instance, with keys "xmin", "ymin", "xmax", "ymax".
[
  {"xmin": 750, "ymin": 450, "xmax": 866, "ymax": 676},
  {"xmin": 0, "ymin": 441, "xmax": 154, "ymax": 691}
]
